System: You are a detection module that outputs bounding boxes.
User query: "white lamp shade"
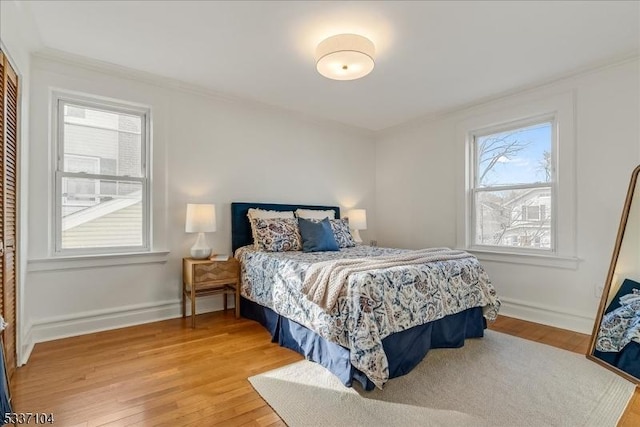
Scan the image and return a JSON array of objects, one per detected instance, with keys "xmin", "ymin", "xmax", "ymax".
[
  {"xmin": 316, "ymin": 34, "xmax": 375, "ymax": 81},
  {"xmin": 185, "ymin": 204, "xmax": 217, "ymax": 233},
  {"xmin": 347, "ymin": 209, "xmax": 367, "ymax": 230}
]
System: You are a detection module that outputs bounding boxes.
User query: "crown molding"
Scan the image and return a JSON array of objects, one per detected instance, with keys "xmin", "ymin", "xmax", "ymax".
[
  {"xmin": 377, "ymin": 51, "xmax": 640, "ymax": 139},
  {"xmin": 31, "ymin": 48, "xmax": 375, "ymax": 140},
  {"xmin": 29, "ymin": 47, "xmax": 639, "ymax": 140}
]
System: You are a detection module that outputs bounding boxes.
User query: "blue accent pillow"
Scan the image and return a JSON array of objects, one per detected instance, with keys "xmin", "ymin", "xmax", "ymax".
[{"xmin": 298, "ymin": 217, "xmax": 339, "ymax": 252}]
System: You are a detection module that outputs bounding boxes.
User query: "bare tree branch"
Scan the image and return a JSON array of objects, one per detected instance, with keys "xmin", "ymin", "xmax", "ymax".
[
  {"xmin": 478, "ymin": 134, "xmax": 531, "ymax": 183},
  {"xmin": 537, "ymin": 150, "xmax": 551, "ymax": 182}
]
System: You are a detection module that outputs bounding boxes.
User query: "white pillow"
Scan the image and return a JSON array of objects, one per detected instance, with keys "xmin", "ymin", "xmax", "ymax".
[
  {"xmin": 295, "ymin": 209, "xmax": 336, "ymax": 220},
  {"xmin": 248, "ymin": 208, "xmax": 295, "ymax": 220}
]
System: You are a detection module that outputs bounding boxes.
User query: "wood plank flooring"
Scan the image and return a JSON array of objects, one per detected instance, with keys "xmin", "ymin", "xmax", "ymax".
[{"xmin": 8, "ymin": 312, "xmax": 638, "ymax": 426}]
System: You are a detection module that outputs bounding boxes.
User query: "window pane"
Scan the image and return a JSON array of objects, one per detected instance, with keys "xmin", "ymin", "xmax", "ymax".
[
  {"xmin": 476, "ymin": 122, "xmax": 552, "ymax": 187},
  {"xmin": 61, "ymin": 178, "xmax": 143, "ymax": 249},
  {"xmin": 63, "ymin": 103, "xmax": 142, "ymax": 178},
  {"xmin": 475, "ymin": 187, "xmax": 552, "ymax": 249}
]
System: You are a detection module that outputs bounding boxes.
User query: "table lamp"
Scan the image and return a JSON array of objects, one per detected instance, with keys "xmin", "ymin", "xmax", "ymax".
[
  {"xmin": 346, "ymin": 209, "xmax": 367, "ymax": 243},
  {"xmin": 185, "ymin": 203, "xmax": 216, "ymax": 259}
]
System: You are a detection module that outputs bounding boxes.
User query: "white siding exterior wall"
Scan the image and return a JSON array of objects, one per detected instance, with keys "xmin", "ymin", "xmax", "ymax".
[{"xmin": 62, "ymin": 202, "xmax": 142, "ymax": 248}]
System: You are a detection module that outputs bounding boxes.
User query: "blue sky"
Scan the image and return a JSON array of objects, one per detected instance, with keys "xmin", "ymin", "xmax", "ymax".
[{"xmin": 477, "ymin": 122, "xmax": 552, "ymax": 186}]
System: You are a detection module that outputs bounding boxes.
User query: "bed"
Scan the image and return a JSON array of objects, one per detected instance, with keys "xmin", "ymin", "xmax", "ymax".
[
  {"xmin": 594, "ymin": 278, "xmax": 640, "ymax": 378},
  {"xmin": 232, "ymin": 202, "xmax": 500, "ymax": 390}
]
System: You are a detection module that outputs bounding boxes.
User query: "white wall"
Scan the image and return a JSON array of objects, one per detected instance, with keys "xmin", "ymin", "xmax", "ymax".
[
  {"xmin": 24, "ymin": 54, "xmax": 376, "ymax": 359},
  {"xmin": 1, "ymin": 0, "xmax": 42, "ymax": 365},
  {"xmin": 375, "ymin": 58, "xmax": 640, "ymax": 334},
  {"xmin": 12, "ymin": 1, "xmax": 638, "ymax": 362}
]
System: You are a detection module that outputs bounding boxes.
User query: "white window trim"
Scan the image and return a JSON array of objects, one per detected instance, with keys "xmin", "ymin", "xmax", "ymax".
[
  {"xmin": 456, "ymin": 91, "xmax": 579, "ymax": 269},
  {"xmin": 27, "ymin": 250, "xmax": 169, "ymax": 272},
  {"xmin": 52, "ymin": 91, "xmax": 152, "ymax": 256}
]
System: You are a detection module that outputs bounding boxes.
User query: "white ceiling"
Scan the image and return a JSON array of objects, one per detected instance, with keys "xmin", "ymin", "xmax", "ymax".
[{"xmin": 25, "ymin": 1, "xmax": 640, "ymax": 131}]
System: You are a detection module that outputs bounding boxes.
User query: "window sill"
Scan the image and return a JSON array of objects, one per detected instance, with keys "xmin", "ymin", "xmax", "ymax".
[
  {"xmin": 27, "ymin": 250, "xmax": 170, "ymax": 272},
  {"xmin": 463, "ymin": 248, "xmax": 581, "ymax": 270}
]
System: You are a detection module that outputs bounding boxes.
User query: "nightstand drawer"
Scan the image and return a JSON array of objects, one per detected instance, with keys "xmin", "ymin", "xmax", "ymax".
[
  {"xmin": 193, "ymin": 259, "xmax": 239, "ymax": 283},
  {"xmin": 183, "ymin": 257, "xmax": 241, "ymax": 328}
]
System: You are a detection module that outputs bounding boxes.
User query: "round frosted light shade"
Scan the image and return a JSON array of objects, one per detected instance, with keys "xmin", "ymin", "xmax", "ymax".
[
  {"xmin": 185, "ymin": 203, "xmax": 217, "ymax": 232},
  {"xmin": 346, "ymin": 209, "xmax": 367, "ymax": 230},
  {"xmin": 316, "ymin": 34, "xmax": 375, "ymax": 81}
]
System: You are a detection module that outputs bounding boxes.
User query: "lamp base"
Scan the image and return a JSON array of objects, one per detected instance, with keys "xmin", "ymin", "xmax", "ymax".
[
  {"xmin": 190, "ymin": 247, "xmax": 212, "ymax": 259},
  {"xmin": 190, "ymin": 232, "xmax": 212, "ymax": 259},
  {"xmin": 351, "ymin": 229, "xmax": 363, "ymax": 244}
]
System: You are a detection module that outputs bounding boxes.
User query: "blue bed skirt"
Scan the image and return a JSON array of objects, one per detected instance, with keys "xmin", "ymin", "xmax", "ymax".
[
  {"xmin": 241, "ymin": 297, "xmax": 486, "ymax": 390},
  {"xmin": 594, "ymin": 343, "xmax": 640, "ymax": 378}
]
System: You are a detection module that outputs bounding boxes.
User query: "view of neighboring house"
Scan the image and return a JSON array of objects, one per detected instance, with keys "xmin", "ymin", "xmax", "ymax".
[
  {"xmin": 473, "ymin": 120, "xmax": 553, "ymax": 251},
  {"xmin": 476, "ymin": 187, "xmax": 552, "ymax": 250},
  {"xmin": 61, "ymin": 105, "xmax": 143, "ymax": 249}
]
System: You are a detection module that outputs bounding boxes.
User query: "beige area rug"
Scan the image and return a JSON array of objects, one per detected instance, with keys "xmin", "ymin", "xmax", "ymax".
[{"xmin": 249, "ymin": 330, "xmax": 636, "ymax": 427}]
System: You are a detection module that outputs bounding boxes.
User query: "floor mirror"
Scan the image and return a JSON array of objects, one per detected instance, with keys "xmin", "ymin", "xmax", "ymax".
[{"xmin": 587, "ymin": 165, "xmax": 640, "ymax": 384}]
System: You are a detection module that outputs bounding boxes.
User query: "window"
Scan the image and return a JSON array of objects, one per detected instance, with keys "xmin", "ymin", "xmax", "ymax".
[
  {"xmin": 522, "ymin": 205, "xmax": 546, "ymax": 221},
  {"xmin": 470, "ymin": 118, "xmax": 554, "ymax": 252},
  {"xmin": 65, "ymin": 105, "xmax": 86, "ymax": 119},
  {"xmin": 456, "ymin": 92, "xmax": 576, "ymax": 268},
  {"xmin": 62, "ymin": 154, "xmax": 101, "ymax": 214},
  {"xmin": 54, "ymin": 94, "xmax": 150, "ymax": 254}
]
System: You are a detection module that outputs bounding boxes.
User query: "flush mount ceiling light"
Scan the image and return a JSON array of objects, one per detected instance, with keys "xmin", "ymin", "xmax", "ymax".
[{"xmin": 315, "ymin": 34, "xmax": 375, "ymax": 81}]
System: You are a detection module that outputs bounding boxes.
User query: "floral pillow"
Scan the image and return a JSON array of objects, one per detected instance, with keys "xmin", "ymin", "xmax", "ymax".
[
  {"xmin": 247, "ymin": 209, "xmax": 295, "ymax": 246},
  {"xmin": 329, "ymin": 218, "xmax": 356, "ymax": 248},
  {"xmin": 252, "ymin": 218, "xmax": 302, "ymax": 252}
]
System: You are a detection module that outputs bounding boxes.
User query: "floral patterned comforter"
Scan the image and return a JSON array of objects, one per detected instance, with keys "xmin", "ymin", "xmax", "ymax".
[
  {"xmin": 236, "ymin": 245, "xmax": 501, "ymax": 388},
  {"xmin": 596, "ymin": 289, "xmax": 640, "ymax": 352}
]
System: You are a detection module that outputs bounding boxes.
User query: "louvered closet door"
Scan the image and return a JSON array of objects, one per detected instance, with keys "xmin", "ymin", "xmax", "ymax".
[
  {"xmin": 0, "ymin": 54, "xmax": 5, "ymax": 349},
  {"xmin": 0, "ymin": 50, "xmax": 17, "ymax": 378}
]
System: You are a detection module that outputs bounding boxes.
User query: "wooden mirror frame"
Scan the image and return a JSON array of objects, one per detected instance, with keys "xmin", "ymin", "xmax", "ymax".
[{"xmin": 587, "ymin": 164, "xmax": 640, "ymax": 384}]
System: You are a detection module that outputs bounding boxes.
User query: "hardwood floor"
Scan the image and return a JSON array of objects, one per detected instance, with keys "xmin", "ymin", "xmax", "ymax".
[{"xmin": 8, "ymin": 312, "xmax": 638, "ymax": 426}]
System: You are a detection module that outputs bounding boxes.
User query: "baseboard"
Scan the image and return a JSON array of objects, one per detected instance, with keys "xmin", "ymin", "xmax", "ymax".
[
  {"xmin": 25, "ymin": 295, "xmax": 233, "ymax": 363},
  {"xmin": 22, "ymin": 295, "xmax": 595, "ymax": 365},
  {"xmin": 19, "ymin": 322, "xmax": 34, "ymax": 367},
  {"xmin": 499, "ymin": 296, "xmax": 596, "ymax": 334}
]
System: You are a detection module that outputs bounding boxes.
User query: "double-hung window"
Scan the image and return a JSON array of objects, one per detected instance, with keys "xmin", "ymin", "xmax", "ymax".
[
  {"xmin": 470, "ymin": 117, "xmax": 555, "ymax": 252},
  {"xmin": 54, "ymin": 93, "xmax": 150, "ymax": 255}
]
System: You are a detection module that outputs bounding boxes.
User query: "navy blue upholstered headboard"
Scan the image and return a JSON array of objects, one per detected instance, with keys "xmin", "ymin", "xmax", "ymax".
[{"xmin": 231, "ymin": 202, "xmax": 340, "ymax": 253}]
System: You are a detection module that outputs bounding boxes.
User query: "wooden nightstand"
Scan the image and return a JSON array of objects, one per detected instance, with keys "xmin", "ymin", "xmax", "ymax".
[{"xmin": 182, "ymin": 257, "xmax": 240, "ymax": 328}]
